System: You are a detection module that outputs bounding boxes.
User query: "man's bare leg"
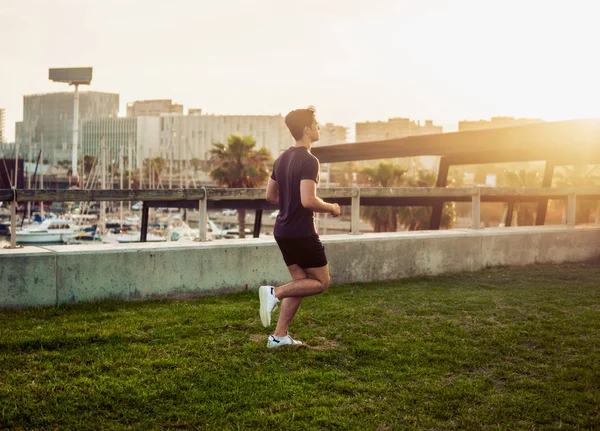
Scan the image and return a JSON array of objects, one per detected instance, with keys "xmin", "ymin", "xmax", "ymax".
[
  {"xmin": 273, "ymin": 265, "xmax": 306, "ymax": 337},
  {"xmin": 274, "ymin": 264, "xmax": 330, "ymax": 299},
  {"xmin": 273, "ymin": 264, "xmax": 330, "ymax": 337}
]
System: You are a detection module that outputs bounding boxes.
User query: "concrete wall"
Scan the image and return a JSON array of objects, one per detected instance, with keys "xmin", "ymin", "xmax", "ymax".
[
  {"xmin": 1, "ymin": 225, "xmax": 599, "ymax": 308},
  {"xmin": 0, "ymin": 247, "xmax": 57, "ymax": 308}
]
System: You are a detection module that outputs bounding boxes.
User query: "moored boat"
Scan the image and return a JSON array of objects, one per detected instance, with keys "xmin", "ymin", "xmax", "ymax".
[{"xmin": 15, "ymin": 219, "xmax": 77, "ymax": 244}]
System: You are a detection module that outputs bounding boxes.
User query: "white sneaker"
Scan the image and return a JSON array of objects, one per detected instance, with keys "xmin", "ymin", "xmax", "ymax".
[
  {"xmin": 267, "ymin": 334, "xmax": 303, "ymax": 349},
  {"xmin": 259, "ymin": 285, "xmax": 279, "ymax": 327}
]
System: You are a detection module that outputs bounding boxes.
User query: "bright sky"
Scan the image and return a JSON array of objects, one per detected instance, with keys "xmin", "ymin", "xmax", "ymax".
[{"xmin": 1, "ymin": 0, "xmax": 599, "ymax": 142}]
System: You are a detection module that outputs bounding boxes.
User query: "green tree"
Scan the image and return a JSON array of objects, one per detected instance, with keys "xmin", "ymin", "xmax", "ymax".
[
  {"xmin": 360, "ymin": 162, "xmax": 407, "ymax": 232},
  {"xmin": 56, "ymin": 159, "xmax": 70, "ymax": 169},
  {"xmin": 190, "ymin": 157, "xmax": 203, "ymax": 172},
  {"xmin": 330, "ymin": 162, "xmax": 357, "ymax": 187},
  {"xmin": 397, "ymin": 170, "xmax": 456, "ymax": 230},
  {"xmin": 210, "ymin": 135, "xmax": 273, "ymax": 238},
  {"xmin": 83, "ymin": 154, "xmax": 97, "ymax": 174},
  {"xmin": 359, "ymin": 163, "xmax": 456, "ymax": 232}
]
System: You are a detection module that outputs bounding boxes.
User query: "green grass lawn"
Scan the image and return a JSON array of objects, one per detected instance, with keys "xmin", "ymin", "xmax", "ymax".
[{"xmin": 1, "ymin": 263, "xmax": 599, "ymax": 430}]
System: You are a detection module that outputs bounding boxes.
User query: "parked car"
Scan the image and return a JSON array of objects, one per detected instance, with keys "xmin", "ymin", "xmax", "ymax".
[
  {"xmin": 222, "ymin": 209, "xmax": 237, "ymax": 216},
  {"xmin": 269, "ymin": 210, "xmax": 279, "ymax": 219}
]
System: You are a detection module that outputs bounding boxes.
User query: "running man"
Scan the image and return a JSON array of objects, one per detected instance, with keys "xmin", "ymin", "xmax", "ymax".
[{"xmin": 260, "ymin": 106, "xmax": 341, "ymax": 348}]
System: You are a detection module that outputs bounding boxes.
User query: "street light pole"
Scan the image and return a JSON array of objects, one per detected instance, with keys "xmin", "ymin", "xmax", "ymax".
[
  {"xmin": 72, "ymin": 83, "xmax": 79, "ymax": 178},
  {"xmin": 49, "ymin": 67, "xmax": 92, "ymax": 184}
]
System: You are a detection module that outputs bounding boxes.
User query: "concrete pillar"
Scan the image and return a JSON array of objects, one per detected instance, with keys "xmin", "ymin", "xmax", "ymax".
[
  {"xmin": 252, "ymin": 210, "xmax": 262, "ymax": 238},
  {"xmin": 351, "ymin": 186, "xmax": 361, "ymax": 235},
  {"xmin": 505, "ymin": 201, "xmax": 515, "ymax": 227},
  {"xmin": 10, "ymin": 195, "xmax": 17, "ymax": 248},
  {"xmin": 140, "ymin": 203, "xmax": 149, "ymax": 242},
  {"xmin": 198, "ymin": 187, "xmax": 208, "ymax": 241},
  {"xmin": 536, "ymin": 162, "xmax": 554, "ymax": 225},
  {"xmin": 430, "ymin": 157, "xmax": 450, "ymax": 230},
  {"xmin": 471, "ymin": 188, "xmax": 481, "ymax": 229},
  {"xmin": 567, "ymin": 193, "xmax": 576, "ymax": 226}
]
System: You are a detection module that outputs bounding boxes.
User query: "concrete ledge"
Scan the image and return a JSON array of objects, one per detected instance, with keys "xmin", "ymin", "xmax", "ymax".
[
  {"xmin": 0, "ymin": 246, "xmax": 57, "ymax": 308},
  {"xmin": 326, "ymin": 229, "xmax": 483, "ymax": 284},
  {"xmin": 479, "ymin": 225, "xmax": 600, "ymax": 266},
  {"xmin": 46, "ymin": 239, "xmax": 290, "ymax": 304},
  {"xmin": 2, "ymin": 225, "xmax": 599, "ymax": 308}
]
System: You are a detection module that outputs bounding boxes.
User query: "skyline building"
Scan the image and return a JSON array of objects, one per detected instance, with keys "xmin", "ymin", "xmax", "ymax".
[
  {"xmin": 458, "ymin": 116, "xmax": 544, "ymax": 131},
  {"xmin": 158, "ymin": 113, "xmax": 294, "ymax": 162},
  {"xmin": 318, "ymin": 123, "xmax": 347, "ymax": 146},
  {"xmin": 80, "ymin": 116, "xmax": 160, "ymax": 171},
  {"xmin": 355, "ymin": 117, "xmax": 443, "ymax": 142},
  {"xmin": 16, "ymin": 91, "xmax": 119, "ymax": 164},
  {"xmin": 126, "ymin": 99, "xmax": 183, "ymax": 117}
]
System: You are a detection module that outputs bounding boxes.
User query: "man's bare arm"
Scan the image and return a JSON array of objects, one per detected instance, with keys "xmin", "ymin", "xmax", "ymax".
[
  {"xmin": 266, "ymin": 178, "xmax": 279, "ymax": 204},
  {"xmin": 300, "ymin": 180, "xmax": 340, "ymax": 217}
]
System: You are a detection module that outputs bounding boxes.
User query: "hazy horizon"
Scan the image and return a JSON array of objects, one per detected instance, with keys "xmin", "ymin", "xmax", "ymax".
[{"xmin": 1, "ymin": 0, "xmax": 599, "ymax": 142}]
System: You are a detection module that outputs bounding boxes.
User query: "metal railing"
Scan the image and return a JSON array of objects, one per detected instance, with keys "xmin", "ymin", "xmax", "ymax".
[{"xmin": 2, "ymin": 186, "xmax": 600, "ymax": 248}]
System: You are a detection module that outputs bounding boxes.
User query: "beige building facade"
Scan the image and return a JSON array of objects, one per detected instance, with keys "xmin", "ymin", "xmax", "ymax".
[
  {"xmin": 159, "ymin": 114, "xmax": 295, "ymax": 162},
  {"xmin": 356, "ymin": 117, "xmax": 442, "ymax": 142},
  {"xmin": 458, "ymin": 117, "xmax": 544, "ymax": 131},
  {"xmin": 126, "ymin": 99, "xmax": 184, "ymax": 117},
  {"xmin": 318, "ymin": 123, "xmax": 347, "ymax": 146}
]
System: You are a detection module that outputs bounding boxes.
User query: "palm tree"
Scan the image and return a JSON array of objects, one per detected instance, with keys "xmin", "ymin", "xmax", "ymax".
[
  {"xmin": 210, "ymin": 135, "xmax": 273, "ymax": 238},
  {"xmin": 397, "ymin": 170, "xmax": 456, "ymax": 230},
  {"xmin": 330, "ymin": 162, "xmax": 357, "ymax": 187},
  {"xmin": 360, "ymin": 162, "xmax": 407, "ymax": 232},
  {"xmin": 83, "ymin": 154, "xmax": 97, "ymax": 174}
]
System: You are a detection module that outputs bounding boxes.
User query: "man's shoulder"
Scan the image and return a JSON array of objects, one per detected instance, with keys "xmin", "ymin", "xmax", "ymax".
[
  {"xmin": 275, "ymin": 146, "xmax": 295, "ymax": 161},
  {"xmin": 307, "ymin": 150, "xmax": 319, "ymax": 162},
  {"xmin": 303, "ymin": 150, "xmax": 319, "ymax": 165},
  {"xmin": 276, "ymin": 147, "xmax": 317, "ymax": 163},
  {"xmin": 294, "ymin": 147, "xmax": 318, "ymax": 162}
]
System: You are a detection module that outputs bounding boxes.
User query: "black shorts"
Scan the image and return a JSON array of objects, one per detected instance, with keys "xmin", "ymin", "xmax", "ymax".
[{"xmin": 274, "ymin": 234, "xmax": 328, "ymax": 269}]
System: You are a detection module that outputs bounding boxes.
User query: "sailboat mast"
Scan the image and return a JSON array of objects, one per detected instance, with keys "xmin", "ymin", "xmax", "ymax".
[{"xmin": 40, "ymin": 133, "xmax": 44, "ymax": 219}]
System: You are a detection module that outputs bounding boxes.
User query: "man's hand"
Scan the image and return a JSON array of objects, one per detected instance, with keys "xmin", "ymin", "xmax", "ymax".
[{"xmin": 330, "ymin": 203, "xmax": 341, "ymax": 217}]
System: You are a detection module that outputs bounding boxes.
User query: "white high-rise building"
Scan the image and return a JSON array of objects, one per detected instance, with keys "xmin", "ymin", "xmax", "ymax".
[
  {"xmin": 136, "ymin": 117, "xmax": 161, "ymax": 169},
  {"xmin": 159, "ymin": 113, "xmax": 294, "ymax": 162},
  {"xmin": 16, "ymin": 92, "xmax": 119, "ymax": 164}
]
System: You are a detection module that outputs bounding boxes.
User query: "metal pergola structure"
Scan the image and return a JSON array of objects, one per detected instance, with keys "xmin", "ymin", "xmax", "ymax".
[
  {"xmin": 312, "ymin": 118, "xmax": 600, "ymax": 229},
  {"xmin": 5, "ymin": 119, "xmax": 599, "ymax": 246},
  {"xmin": 4, "ymin": 186, "xmax": 599, "ymax": 247}
]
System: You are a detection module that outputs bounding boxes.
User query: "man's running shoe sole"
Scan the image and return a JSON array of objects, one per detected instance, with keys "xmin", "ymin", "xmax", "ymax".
[{"xmin": 259, "ymin": 286, "xmax": 271, "ymax": 327}]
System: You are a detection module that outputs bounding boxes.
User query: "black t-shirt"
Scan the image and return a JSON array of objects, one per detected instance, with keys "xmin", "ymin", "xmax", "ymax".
[{"xmin": 271, "ymin": 146, "xmax": 320, "ymax": 238}]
